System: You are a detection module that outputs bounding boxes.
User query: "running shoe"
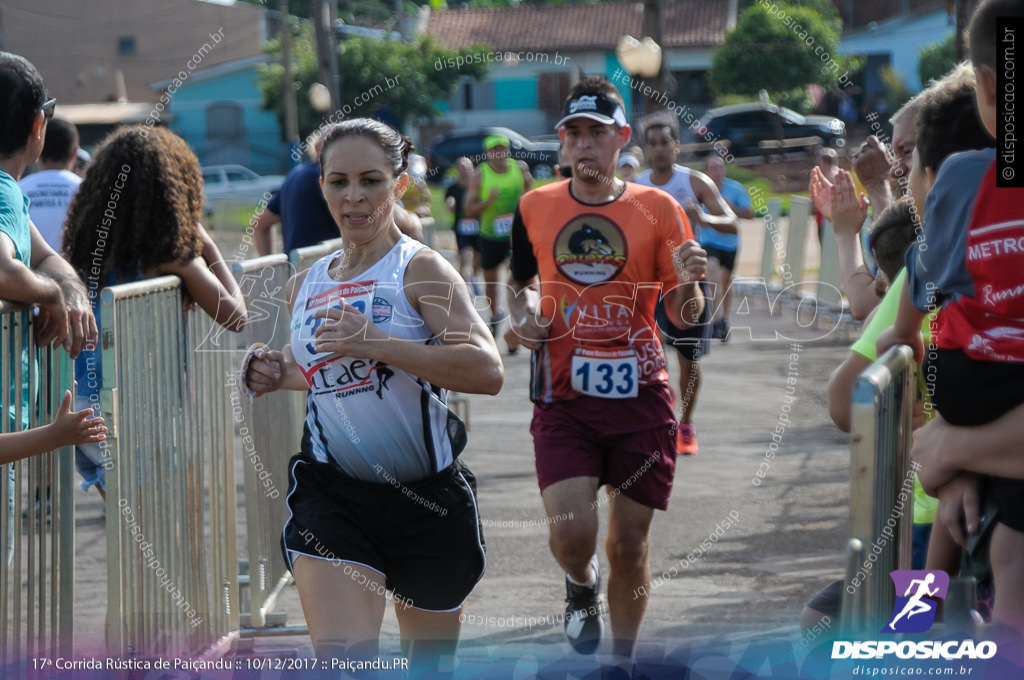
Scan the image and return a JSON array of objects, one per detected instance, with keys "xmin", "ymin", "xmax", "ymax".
[
  {"xmin": 489, "ymin": 315, "xmax": 501, "ymax": 338},
  {"xmin": 712, "ymin": 318, "xmax": 730, "ymax": 343},
  {"xmin": 677, "ymin": 423, "xmax": 698, "ymax": 456},
  {"xmin": 564, "ymin": 555, "xmax": 603, "ymax": 655}
]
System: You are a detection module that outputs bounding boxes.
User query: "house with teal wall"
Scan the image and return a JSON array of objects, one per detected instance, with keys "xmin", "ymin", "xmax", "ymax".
[
  {"xmin": 152, "ymin": 56, "xmax": 286, "ymax": 175},
  {"xmin": 422, "ymin": 0, "xmax": 737, "ymax": 140}
]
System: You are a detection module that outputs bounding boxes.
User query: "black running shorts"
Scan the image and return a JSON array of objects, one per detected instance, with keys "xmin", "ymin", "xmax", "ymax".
[
  {"xmin": 655, "ymin": 280, "xmax": 713, "ymax": 362},
  {"xmin": 480, "ymin": 236, "xmax": 511, "ymax": 270},
  {"xmin": 281, "ymin": 453, "xmax": 486, "ymax": 612}
]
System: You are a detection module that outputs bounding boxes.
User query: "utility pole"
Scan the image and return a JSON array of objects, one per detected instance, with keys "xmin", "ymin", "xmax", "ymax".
[
  {"xmin": 278, "ymin": 0, "xmax": 301, "ymax": 167},
  {"xmin": 314, "ymin": 0, "xmax": 342, "ymax": 113}
]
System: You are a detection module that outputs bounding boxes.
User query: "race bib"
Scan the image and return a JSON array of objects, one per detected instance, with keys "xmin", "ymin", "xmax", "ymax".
[
  {"xmin": 570, "ymin": 348, "xmax": 638, "ymax": 399},
  {"xmin": 457, "ymin": 218, "xmax": 480, "ymax": 235},
  {"xmin": 492, "ymin": 213, "xmax": 513, "ymax": 237}
]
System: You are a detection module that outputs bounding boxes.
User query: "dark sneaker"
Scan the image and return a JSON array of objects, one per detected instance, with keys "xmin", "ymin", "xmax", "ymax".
[
  {"xmin": 564, "ymin": 555, "xmax": 603, "ymax": 654},
  {"xmin": 711, "ymin": 318, "xmax": 730, "ymax": 342}
]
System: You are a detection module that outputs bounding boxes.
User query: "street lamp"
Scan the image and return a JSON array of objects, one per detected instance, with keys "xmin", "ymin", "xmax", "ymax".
[
  {"xmin": 616, "ymin": 35, "xmax": 662, "ymax": 123},
  {"xmin": 309, "ymin": 82, "xmax": 332, "ymax": 113},
  {"xmin": 616, "ymin": 35, "xmax": 661, "ymax": 79}
]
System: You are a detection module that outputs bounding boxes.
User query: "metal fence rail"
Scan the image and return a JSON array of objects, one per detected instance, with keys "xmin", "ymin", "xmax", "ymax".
[
  {"xmin": 842, "ymin": 345, "xmax": 915, "ymax": 635},
  {"xmin": 0, "ymin": 302, "xmax": 75, "ymax": 666},
  {"xmin": 231, "ymin": 255, "xmax": 304, "ymax": 635},
  {"xmin": 101, "ymin": 277, "xmax": 238, "ymax": 657}
]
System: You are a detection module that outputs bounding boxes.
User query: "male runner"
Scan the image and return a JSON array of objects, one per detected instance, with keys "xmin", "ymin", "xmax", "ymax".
[
  {"xmin": 466, "ymin": 134, "xmax": 532, "ymax": 343},
  {"xmin": 507, "ymin": 76, "xmax": 706, "ymax": 666},
  {"xmin": 635, "ymin": 123, "xmax": 738, "ymax": 455},
  {"xmin": 702, "ymin": 155, "xmax": 753, "ymax": 341}
]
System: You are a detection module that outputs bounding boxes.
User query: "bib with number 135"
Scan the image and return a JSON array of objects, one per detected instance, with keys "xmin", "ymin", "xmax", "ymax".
[{"xmin": 570, "ymin": 347, "xmax": 638, "ymax": 399}]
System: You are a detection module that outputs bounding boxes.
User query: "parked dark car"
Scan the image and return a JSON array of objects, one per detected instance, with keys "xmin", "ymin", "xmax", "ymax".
[
  {"xmin": 427, "ymin": 127, "xmax": 559, "ymax": 182},
  {"xmin": 692, "ymin": 103, "xmax": 846, "ymax": 157}
]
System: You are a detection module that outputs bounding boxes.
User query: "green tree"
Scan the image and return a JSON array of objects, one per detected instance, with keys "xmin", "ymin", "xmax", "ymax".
[
  {"xmin": 918, "ymin": 34, "xmax": 957, "ymax": 87},
  {"xmin": 258, "ymin": 24, "xmax": 492, "ymax": 137},
  {"xmin": 709, "ymin": 2, "xmax": 858, "ymax": 112},
  {"xmin": 879, "ymin": 65, "xmax": 912, "ymax": 118}
]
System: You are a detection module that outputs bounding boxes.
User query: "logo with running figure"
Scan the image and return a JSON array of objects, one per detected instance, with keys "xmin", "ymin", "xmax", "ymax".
[
  {"xmin": 884, "ymin": 570, "xmax": 949, "ymax": 633},
  {"xmin": 553, "ymin": 214, "xmax": 627, "ymax": 284}
]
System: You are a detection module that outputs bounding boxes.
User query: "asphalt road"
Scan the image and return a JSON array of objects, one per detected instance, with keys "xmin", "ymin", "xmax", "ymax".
[{"xmin": 66, "ymin": 216, "xmax": 859, "ymax": 673}]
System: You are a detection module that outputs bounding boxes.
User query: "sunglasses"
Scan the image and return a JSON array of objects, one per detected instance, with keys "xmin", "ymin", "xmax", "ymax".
[{"xmin": 40, "ymin": 97, "xmax": 56, "ymax": 120}]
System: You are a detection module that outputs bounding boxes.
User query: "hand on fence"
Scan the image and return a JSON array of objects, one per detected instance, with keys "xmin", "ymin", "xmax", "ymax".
[
  {"xmin": 60, "ymin": 280, "xmax": 99, "ymax": 359},
  {"xmin": 243, "ymin": 344, "xmax": 285, "ymax": 396},
  {"xmin": 875, "ymin": 326, "xmax": 924, "ymax": 365},
  {"xmin": 830, "ymin": 170, "xmax": 869, "ymax": 238},
  {"xmin": 809, "ymin": 166, "xmax": 834, "ymax": 222},
  {"xmin": 935, "ymin": 473, "xmax": 981, "ymax": 547},
  {"xmin": 673, "ymin": 240, "xmax": 707, "ymax": 283},
  {"xmin": 52, "ymin": 389, "xmax": 106, "ymax": 447},
  {"xmin": 851, "ymin": 136, "xmax": 894, "ymax": 189},
  {"xmin": 32, "ymin": 298, "xmax": 67, "ymax": 350}
]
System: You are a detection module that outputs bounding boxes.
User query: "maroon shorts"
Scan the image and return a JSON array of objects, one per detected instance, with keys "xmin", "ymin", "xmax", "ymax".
[{"xmin": 531, "ymin": 384, "xmax": 678, "ymax": 511}]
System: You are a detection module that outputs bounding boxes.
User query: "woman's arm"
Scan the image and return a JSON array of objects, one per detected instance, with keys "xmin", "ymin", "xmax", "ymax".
[
  {"xmin": 311, "ymin": 249, "xmax": 503, "ymax": 395},
  {"xmin": 159, "ymin": 225, "xmax": 247, "ymax": 331},
  {"xmin": 243, "ymin": 270, "xmax": 311, "ymax": 395}
]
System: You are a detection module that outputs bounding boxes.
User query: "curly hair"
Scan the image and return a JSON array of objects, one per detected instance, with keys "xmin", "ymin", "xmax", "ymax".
[{"xmin": 62, "ymin": 126, "xmax": 203, "ymax": 282}]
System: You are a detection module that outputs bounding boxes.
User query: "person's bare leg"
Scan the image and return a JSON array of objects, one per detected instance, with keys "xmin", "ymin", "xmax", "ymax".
[
  {"xmin": 395, "ymin": 602, "xmax": 465, "ymax": 677},
  {"xmin": 605, "ymin": 491, "xmax": 655, "ymax": 659},
  {"xmin": 458, "ymin": 247, "xmax": 472, "ymax": 283},
  {"xmin": 705, "ymin": 258, "xmax": 722, "ymax": 322},
  {"xmin": 720, "ymin": 266, "xmax": 734, "ymax": 324},
  {"xmin": 677, "ymin": 355, "xmax": 701, "ymax": 424},
  {"xmin": 483, "ymin": 265, "xmax": 501, "ymax": 325},
  {"xmin": 541, "ymin": 477, "xmax": 601, "ymax": 583},
  {"xmin": 293, "ymin": 556, "xmax": 387, "ymax": 662},
  {"xmin": 990, "ymin": 523, "xmax": 1024, "ymax": 632}
]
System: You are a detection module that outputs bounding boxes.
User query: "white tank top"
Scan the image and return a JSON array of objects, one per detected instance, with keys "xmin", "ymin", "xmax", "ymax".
[
  {"xmin": 635, "ymin": 164, "xmax": 699, "ymax": 237},
  {"xmin": 289, "ymin": 236, "xmax": 464, "ymax": 482}
]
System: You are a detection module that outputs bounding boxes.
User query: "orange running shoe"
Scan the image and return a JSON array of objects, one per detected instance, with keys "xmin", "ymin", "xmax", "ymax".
[{"xmin": 677, "ymin": 423, "xmax": 698, "ymax": 456}]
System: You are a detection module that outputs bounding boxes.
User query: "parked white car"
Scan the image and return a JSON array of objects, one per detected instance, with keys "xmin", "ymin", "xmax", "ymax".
[{"xmin": 201, "ymin": 165, "xmax": 285, "ymax": 214}]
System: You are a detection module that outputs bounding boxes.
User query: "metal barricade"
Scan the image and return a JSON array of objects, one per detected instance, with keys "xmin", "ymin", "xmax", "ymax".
[
  {"xmin": 101, "ymin": 277, "xmax": 238, "ymax": 656},
  {"xmin": 230, "ymin": 255, "xmax": 305, "ymax": 636},
  {"xmin": 759, "ymin": 197, "xmax": 784, "ymax": 285},
  {"xmin": 817, "ymin": 220, "xmax": 843, "ymax": 307},
  {"xmin": 290, "ymin": 237, "xmax": 344, "ymax": 274},
  {"xmin": 0, "ymin": 302, "xmax": 75, "ymax": 666},
  {"xmin": 841, "ymin": 345, "xmax": 915, "ymax": 635},
  {"xmin": 784, "ymin": 195, "xmax": 812, "ymax": 287}
]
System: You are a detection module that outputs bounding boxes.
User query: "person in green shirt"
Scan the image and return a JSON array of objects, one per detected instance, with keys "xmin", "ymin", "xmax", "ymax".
[{"xmin": 465, "ymin": 134, "xmax": 532, "ymax": 344}]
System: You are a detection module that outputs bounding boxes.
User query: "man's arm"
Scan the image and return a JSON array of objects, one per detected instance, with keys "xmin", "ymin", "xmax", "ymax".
[
  {"xmin": 253, "ymin": 207, "xmax": 281, "ymax": 256},
  {"xmin": 663, "ymin": 241, "xmax": 706, "ymax": 328},
  {"xmin": 507, "ymin": 209, "xmax": 549, "ymax": 349},
  {"xmin": 518, "ymin": 160, "xmax": 533, "ymax": 193},
  {"xmin": 25, "ymin": 222, "xmax": 96, "ymax": 357},
  {"xmin": 464, "ymin": 170, "xmax": 493, "ymax": 218},
  {"xmin": 0, "ymin": 231, "xmax": 64, "ymax": 312},
  {"xmin": 690, "ymin": 171, "xmax": 739, "ymax": 234}
]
